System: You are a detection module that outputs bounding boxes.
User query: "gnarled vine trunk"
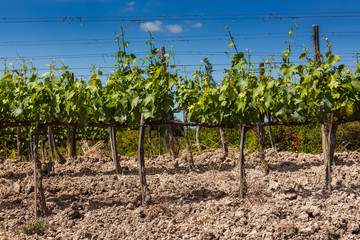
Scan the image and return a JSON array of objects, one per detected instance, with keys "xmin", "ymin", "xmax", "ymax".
[
  {"xmin": 33, "ymin": 124, "xmax": 49, "ymax": 217},
  {"xmin": 138, "ymin": 114, "xmax": 151, "ymax": 205},
  {"xmin": 109, "ymin": 126, "xmax": 121, "ymax": 175},
  {"xmin": 68, "ymin": 126, "xmax": 76, "ymax": 159},
  {"xmin": 322, "ymin": 113, "xmax": 338, "ymax": 192},
  {"xmin": 166, "ymin": 113, "xmax": 176, "ymax": 162},
  {"xmin": 49, "ymin": 126, "xmax": 66, "ymax": 165}
]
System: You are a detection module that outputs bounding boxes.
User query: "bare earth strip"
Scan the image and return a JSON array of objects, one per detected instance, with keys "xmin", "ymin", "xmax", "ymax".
[{"xmin": 0, "ymin": 149, "xmax": 360, "ymax": 239}]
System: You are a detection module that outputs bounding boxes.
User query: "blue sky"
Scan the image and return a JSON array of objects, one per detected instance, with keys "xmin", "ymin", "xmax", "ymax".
[{"xmin": 1, "ymin": 0, "xmax": 360, "ymax": 81}]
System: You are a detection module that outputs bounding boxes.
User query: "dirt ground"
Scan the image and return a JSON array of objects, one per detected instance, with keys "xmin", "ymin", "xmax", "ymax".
[{"xmin": 0, "ymin": 146, "xmax": 360, "ymax": 239}]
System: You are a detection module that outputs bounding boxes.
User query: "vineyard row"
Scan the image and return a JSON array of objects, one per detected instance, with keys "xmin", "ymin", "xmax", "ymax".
[{"xmin": 0, "ymin": 25, "xmax": 359, "ymax": 218}]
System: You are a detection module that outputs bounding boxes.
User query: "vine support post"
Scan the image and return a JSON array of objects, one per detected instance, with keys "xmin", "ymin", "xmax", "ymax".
[
  {"xmin": 312, "ymin": 24, "xmax": 320, "ymax": 63},
  {"xmin": 138, "ymin": 114, "xmax": 151, "ymax": 205},
  {"xmin": 158, "ymin": 126, "xmax": 161, "ymax": 156},
  {"xmin": 33, "ymin": 135, "xmax": 38, "ymax": 219},
  {"xmin": 68, "ymin": 73, "xmax": 77, "ymax": 159},
  {"xmin": 326, "ymin": 113, "xmax": 334, "ymax": 192},
  {"xmin": 313, "ymin": 24, "xmax": 338, "ymax": 190},
  {"xmin": 30, "ymin": 133, "xmax": 34, "ymax": 161},
  {"xmin": 41, "ymin": 139, "xmax": 46, "ymax": 162},
  {"xmin": 258, "ymin": 63, "xmax": 269, "ymax": 175},
  {"xmin": 109, "ymin": 126, "xmax": 121, "ymax": 175},
  {"xmin": 161, "ymin": 46, "xmax": 176, "ymax": 162},
  {"xmin": 196, "ymin": 126, "xmax": 202, "ymax": 154},
  {"xmin": 17, "ymin": 125, "xmax": 22, "ymax": 161},
  {"xmin": 259, "ymin": 62, "xmax": 276, "ymax": 151},
  {"xmin": 183, "ymin": 111, "xmax": 195, "ymax": 171},
  {"xmin": 219, "ymin": 127, "xmax": 228, "ymax": 159},
  {"xmin": 148, "ymin": 128, "xmax": 154, "ymax": 157},
  {"xmin": 239, "ymin": 125, "xmax": 247, "ymax": 198}
]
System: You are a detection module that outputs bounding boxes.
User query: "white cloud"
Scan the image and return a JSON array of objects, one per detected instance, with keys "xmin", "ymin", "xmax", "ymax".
[
  {"xmin": 166, "ymin": 24, "xmax": 183, "ymax": 34},
  {"xmin": 139, "ymin": 22, "xmax": 183, "ymax": 34},
  {"xmin": 127, "ymin": 1, "xmax": 136, "ymax": 6},
  {"xmin": 122, "ymin": 1, "xmax": 136, "ymax": 11},
  {"xmin": 193, "ymin": 22, "xmax": 202, "ymax": 28},
  {"xmin": 140, "ymin": 21, "xmax": 163, "ymax": 32},
  {"xmin": 146, "ymin": 0, "xmax": 160, "ymax": 6}
]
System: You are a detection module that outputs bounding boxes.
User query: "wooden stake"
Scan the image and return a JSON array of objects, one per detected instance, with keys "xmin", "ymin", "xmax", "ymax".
[
  {"xmin": 161, "ymin": 46, "xmax": 167, "ymax": 72},
  {"xmin": 219, "ymin": 127, "xmax": 228, "ymax": 158},
  {"xmin": 314, "ymin": 24, "xmax": 328, "ymax": 189},
  {"xmin": 33, "ymin": 133, "xmax": 38, "ymax": 219},
  {"xmin": 183, "ymin": 111, "xmax": 195, "ymax": 171},
  {"xmin": 17, "ymin": 126, "xmax": 22, "ymax": 161},
  {"xmin": 312, "ymin": 24, "xmax": 320, "ymax": 63},
  {"xmin": 148, "ymin": 128, "xmax": 154, "ymax": 157},
  {"xmin": 138, "ymin": 114, "xmax": 151, "ymax": 205},
  {"xmin": 258, "ymin": 63, "xmax": 269, "ymax": 175},
  {"xmin": 161, "ymin": 46, "xmax": 176, "ymax": 162},
  {"xmin": 196, "ymin": 126, "xmax": 202, "ymax": 154},
  {"xmin": 30, "ymin": 134, "xmax": 34, "ymax": 161},
  {"xmin": 239, "ymin": 125, "xmax": 247, "ymax": 198},
  {"xmin": 41, "ymin": 139, "xmax": 46, "ymax": 162},
  {"xmin": 259, "ymin": 62, "xmax": 265, "ymax": 76},
  {"xmin": 158, "ymin": 126, "xmax": 161, "ymax": 156},
  {"xmin": 67, "ymin": 73, "xmax": 77, "ymax": 159},
  {"xmin": 313, "ymin": 24, "xmax": 337, "ymax": 190},
  {"xmin": 326, "ymin": 113, "xmax": 336, "ymax": 192}
]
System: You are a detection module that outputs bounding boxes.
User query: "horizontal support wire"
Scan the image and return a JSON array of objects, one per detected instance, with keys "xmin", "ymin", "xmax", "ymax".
[{"xmin": 0, "ymin": 118, "xmax": 357, "ymax": 130}]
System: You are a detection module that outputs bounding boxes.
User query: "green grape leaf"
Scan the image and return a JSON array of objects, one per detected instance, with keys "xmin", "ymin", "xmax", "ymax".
[{"xmin": 351, "ymin": 79, "xmax": 360, "ymax": 91}]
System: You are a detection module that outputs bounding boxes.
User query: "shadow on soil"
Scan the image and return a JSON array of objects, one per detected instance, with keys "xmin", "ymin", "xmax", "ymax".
[
  {"xmin": 0, "ymin": 198, "xmax": 26, "ymax": 211},
  {"xmin": 53, "ymin": 161, "xmax": 237, "ymax": 178},
  {"xmin": 47, "ymin": 193, "xmax": 130, "ymax": 212},
  {"xmin": 269, "ymin": 161, "xmax": 322, "ymax": 173},
  {"xmin": 155, "ymin": 188, "xmax": 227, "ymax": 205}
]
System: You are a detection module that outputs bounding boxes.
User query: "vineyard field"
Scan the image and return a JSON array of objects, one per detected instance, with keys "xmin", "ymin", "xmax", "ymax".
[
  {"xmin": 0, "ymin": 24, "xmax": 360, "ymax": 239},
  {"xmin": 1, "ymin": 148, "xmax": 360, "ymax": 239}
]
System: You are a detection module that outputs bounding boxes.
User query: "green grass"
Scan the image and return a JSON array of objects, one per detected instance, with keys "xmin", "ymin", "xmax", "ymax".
[{"xmin": 19, "ymin": 218, "xmax": 49, "ymax": 236}]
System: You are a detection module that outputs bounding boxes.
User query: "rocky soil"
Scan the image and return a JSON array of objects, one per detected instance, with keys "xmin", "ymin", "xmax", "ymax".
[{"xmin": 1, "ymin": 147, "xmax": 360, "ymax": 239}]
